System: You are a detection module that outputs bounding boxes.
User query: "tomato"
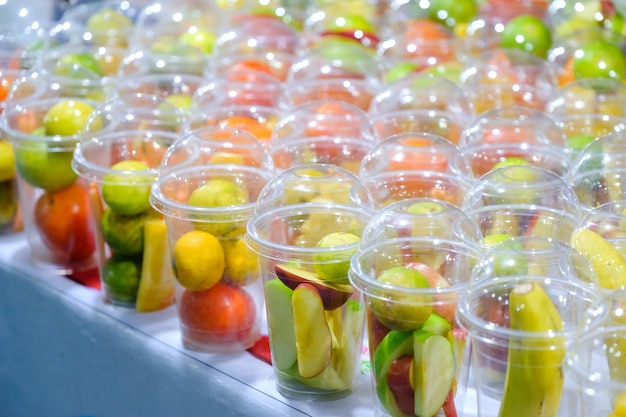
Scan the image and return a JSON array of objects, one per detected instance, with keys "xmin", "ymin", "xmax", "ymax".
[
  {"xmin": 34, "ymin": 182, "xmax": 96, "ymax": 263},
  {"xmin": 179, "ymin": 282, "xmax": 257, "ymax": 344}
]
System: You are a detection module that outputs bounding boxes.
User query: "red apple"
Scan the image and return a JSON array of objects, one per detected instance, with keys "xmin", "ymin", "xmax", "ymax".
[
  {"xmin": 405, "ymin": 261, "xmax": 456, "ymax": 323},
  {"xmin": 386, "ymin": 356, "xmax": 415, "ymax": 416},
  {"xmin": 275, "ymin": 264, "xmax": 353, "ymax": 310}
]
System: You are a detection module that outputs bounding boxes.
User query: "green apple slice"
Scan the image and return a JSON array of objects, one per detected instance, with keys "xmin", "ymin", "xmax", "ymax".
[
  {"xmin": 413, "ymin": 332, "xmax": 454, "ymax": 417},
  {"xmin": 373, "ymin": 329, "xmax": 414, "ymax": 381},
  {"xmin": 265, "ymin": 279, "xmax": 297, "ymax": 371},
  {"xmin": 292, "ymin": 283, "xmax": 332, "ymax": 378},
  {"xmin": 336, "ymin": 300, "xmax": 365, "ymax": 385},
  {"xmin": 376, "ymin": 376, "xmax": 413, "ymax": 417},
  {"xmin": 286, "ymin": 362, "xmax": 348, "ymax": 391},
  {"xmin": 421, "ymin": 313, "xmax": 452, "ymax": 336}
]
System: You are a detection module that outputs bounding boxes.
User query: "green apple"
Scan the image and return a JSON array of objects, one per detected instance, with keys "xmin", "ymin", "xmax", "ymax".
[
  {"xmin": 487, "ymin": 237, "xmax": 529, "ymax": 277},
  {"xmin": 178, "ymin": 26, "xmax": 217, "ymax": 54},
  {"xmin": 370, "ymin": 266, "xmax": 434, "ymax": 332},
  {"xmin": 292, "ymin": 283, "xmax": 333, "ymax": 378},
  {"xmin": 101, "ymin": 160, "xmax": 152, "ymax": 216},
  {"xmin": 325, "ymin": 14, "xmax": 376, "ymax": 35},
  {"xmin": 265, "ymin": 279, "xmax": 298, "ymax": 371},
  {"xmin": 57, "ymin": 53, "xmax": 104, "ymax": 77},
  {"xmin": 0, "ymin": 142, "xmax": 15, "ymax": 182},
  {"xmin": 312, "ymin": 231, "xmax": 361, "ymax": 284},
  {"xmin": 43, "ymin": 99, "xmax": 97, "ymax": 137},
  {"xmin": 428, "ymin": 0, "xmax": 478, "ymax": 28},
  {"xmin": 419, "ymin": 60, "xmax": 464, "ymax": 83},
  {"xmin": 407, "ymin": 201, "xmax": 450, "ymax": 239},
  {"xmin": 15, "ymin": 141, "xmax": 77, "ymax": 192},
  {"xmin": 413, "ymin": 331, "xmax": 454, "ymax": 417}
]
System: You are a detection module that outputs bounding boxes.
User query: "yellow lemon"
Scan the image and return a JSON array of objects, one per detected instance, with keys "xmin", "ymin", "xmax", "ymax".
[{"xmin": 173, "ymin": 230, "xmax": 225, "ymax": 291}]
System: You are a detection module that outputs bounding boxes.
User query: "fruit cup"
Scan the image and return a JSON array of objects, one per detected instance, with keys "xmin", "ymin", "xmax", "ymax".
[
  {"xmin": 554, "ymin": 113, "xmax": 626, "ymax": 158},
  {"xmin": 215, "ymin": 14, "xmax": 301, "ymax": 55},
  {"xmin": 359, "ymin": 132, "xmax": 474, "ymax": 208},
  {"xmin": 0, "ymin": 137, "xmax": 19, "ymax": 235},
  {"xmin": 370, "ymin": 109, "xmax": 465, "ymax": 145},
  {"xmin": 245, "ymin": 164, "xmax": 374, "ymax": 400},
  {"xmin": 302, "ymin": 6, "xmax": 381, "ymax": 50},
  {"xmin": 72, "ymin": 129, "xmax": 179, "ymax": 310},
  {"xmin": 151, "ymin": 126, "xmax": 275, "ymax": 352},
  {"xmin": 0, "ymin": 97, "xmax": 100, "ymax": 273},
  {"xmin": 545, "ymin": 77, "xmax": 626, "ymax": 118},
  {"xmin": 457, "ymin": 105, "xmax": 571, "ymax": 177},
  {"xmin": 457, "ymin": 276, "xmax": 603, "ymax": 417},
  {"xmin": 206, "ymin": 50, "xmax": 297, "ymax": 83},
  {"xmin": 349, "ymin": 236, "xmax": 481, "ymax": 417},
  {"xmin": 460, "ymin": 165, "xmax": 582, "ymax": 247}
]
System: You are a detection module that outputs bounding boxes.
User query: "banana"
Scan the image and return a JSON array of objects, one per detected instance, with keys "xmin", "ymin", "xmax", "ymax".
[
  {"xmin": 570, "ymin": 227, "xmax": 626, "ymax": 289},
  {"xmin": 498, "ymin": 282, "xmax": 566, "ymax": 417}
]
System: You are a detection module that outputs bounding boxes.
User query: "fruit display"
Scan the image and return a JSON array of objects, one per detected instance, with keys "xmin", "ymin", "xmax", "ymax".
[
  {"xmin": 0, "ymin": 139, "xmax": 20, "ymax": 234},
  {"xmin": 350, "ymin": 237, "xmax": 479, "ymax": 417}
]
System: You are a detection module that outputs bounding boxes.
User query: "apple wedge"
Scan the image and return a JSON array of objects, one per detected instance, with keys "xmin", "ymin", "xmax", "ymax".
[
  {"xmin": 265, "ymin": 279, "xmax": 297, "ymax": 371},
  {"xmin": 376, "ymin": 376, "xmax": 414, "ymax": 417},
  {"xmin": 292, "ymin": 283, "xmax": 333, "ymax": 379},
  {"xmin": 275, "ymin": 264, "xmax": 353, "ymax": 310},
  {"xmin": 336, "ymin": 300, "xmax": 365, "ymax": 386},
  {"xmin": 413, "ymin": 331, "xmax": 454, "ymax": 417},
  {"xmin": 373, "ymin": 329, "xmax": 414, "ymax": 381}
]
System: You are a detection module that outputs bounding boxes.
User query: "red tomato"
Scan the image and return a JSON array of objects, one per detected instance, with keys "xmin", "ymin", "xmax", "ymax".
[
  {"xmin": 179, "ymin": 282, "xmax": 257, "ymax": 344},
  {"xmin": 34, "ymin": 182, "xmax": 96, "ymax": 263}
]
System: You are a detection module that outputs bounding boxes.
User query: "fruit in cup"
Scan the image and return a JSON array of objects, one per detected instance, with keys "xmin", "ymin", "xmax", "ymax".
[
  {"xmin": 15, "ymin": 141, "xmax": 77, "ymax": 192},
  {"xmin": 100, "ymin": 207, "xmax": 158, "ymax": 256},
  {"xmin": 499, "ymin": 282, "xmax": 565, "ymax": 417},
  {"xmin": 384, "ymin": 355, "xmax": 415, "ymax": 415},
  {"xmin": 573, "ymin": 40, "xmax": 626, "ymax": 81},
  {"xmin": 567, "ymin": 134, "xmax": 596, "ymax": 152},
  {"xmin": 384, "ymin": 62, "xmax": 421, "ymax": 84},
  {"xmin": 406, "ymin": 262, "xmax": 456, "ymax": 323},
  {"xmin": 86, "ymin": 8, "xmax": 133, "ymax": 47},
  {"xmin": 321, "ymin": 14, "xmax": 379, "ymax": 48},
  {"xmin": 312, "ymin": 232, "xmax": 361, "ymax": 284},
  {"xmin": 102, "ymin": 254, "xmax": 142, "ymax": 304},
  {"xmin": 187, "ymin": 179, "xmax": 249, "ymax": 236},
  {"xmin": 165, "ymin": 94, "xmax": 193, "ymax": 111},
  {"xmin": 491, "ymin": 157, "xmax": 531, "ymax": 170},
  {"xmin": 265, "ymin": 279, "xmax": 297, "ymax": 371},
  {"xmin": 43, "ymin": 99, "xmax": 97, "ymax": 137},
  {"xmin": 0, "ymin": 181, "xmax": 17, "ymax": 226},
  {"xmin": 222, "ymin": 233, "xmax": 260, "ymax": 286},
  {"xmin": 179, "ymin": 281, "xmax": 256, "ymax": 343},
  {"xmin": 57, "ymin": 53, "xmax": 105, "ymax": 77},
  {"xmin": 34, "ymin": 182, "xmax": 95, "ymax": 262},
  {"xmin": 101, "ymin": 160, "xmax": 152, "ymax": 216},
  {"xmin": 0, "ymin": 141, "xmax": 15, "ymax": 182},
  {"xmin": 178, "ymin": 26, "xmax": 217, "ymax": 54},
  {"xmin": 370, "ymin": 266, "xmax": 434, "ymax": 332},
  {"xmin": 500, "ymin": 15, "xmax": 552, "ymax": 58},
  {"xmin": 570, "ymin": 227, "xmax": 626, "ymax": 289},
  {"xmin": 173, "ymin": 230, "xmax": 225, "ymax": 291},
  {"xmin": 428, "ymin": 0, "xmax": 478, "ymax": 28},
  {"xmin": 274, "ymin": 264, "xmax": 353, "ymax": 310},
  {"xmin": 484, "ymin": 235, "xmax": 529, "ymax": 277}
]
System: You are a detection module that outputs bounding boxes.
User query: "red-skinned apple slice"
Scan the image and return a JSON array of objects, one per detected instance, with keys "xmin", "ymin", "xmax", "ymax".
[
  {"xmin": 368, "ymin": 308, "xmax": 392, "ymax": 353},
  {"xmin": 413, "ymin": 331, "xmax": 454, "ymax": 417},
  {"xmin": 406, "ymin": 261, "xmax": 457, "ymax": 323},
  {"xmin": 387, "ymin": 355, "xmax": 416, "ymax": 416},
  {"xmin": 275, "ymin": 264, "xmax": 353, "ymax": 310},
  {"xmin": 376, "ymin": 376, "xmax": 413, "ymax": 417},
  {"xmin": 292, "ymin": 283, "xmax": 333, "ymax": 379}
]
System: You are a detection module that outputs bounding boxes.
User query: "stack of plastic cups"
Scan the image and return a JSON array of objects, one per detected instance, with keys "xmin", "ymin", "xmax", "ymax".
[
  {"xmin": 349, "ymin": 199, "xmax": 482, "ymax": 417},
  {"xmin": 245, "ymin": 164, "xmax": 374, "ymax": 400},
  {"xmin": 359, "ymin": 132, "xmax": 474, "ymax": 209},
  {"xmin": 151, "ymin": 126, "xmax": 275, "ymax": 352},
  {"xmin": 269, "ymin": 100, "xmax": 377, "ymax": 174}
]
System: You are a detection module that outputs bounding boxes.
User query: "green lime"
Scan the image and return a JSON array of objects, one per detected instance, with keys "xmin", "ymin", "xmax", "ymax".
[
  {"xmin": 102, "ymin": 254, "xmax": 141, "ymax": 304},
  {"xmin": 101, "ymin": 207, "xmax": 158, "ymax": 256},
  {"xmin": 500, "ymin": 15, "xmax": 552, "ymax": 58},
  {"xmin": 573, "ymin": 40, "xmax": 626, "ymax": 81},
  {"xmin": 43, "ymin": 99, "xmax": 97, "ymax": 136},
  {"xmin": 14, "ymin": 141, "xmax": 77, "ymax": 192},
  {"xmin": 101, "ymin": 160, "xmax": 152, "ymax": 216}
]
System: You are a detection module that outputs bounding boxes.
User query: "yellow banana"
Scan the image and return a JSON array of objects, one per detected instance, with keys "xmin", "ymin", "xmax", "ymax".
[
  {"xmin": 498, "ymin": 282, "xmax": 566, "ymax": 417},
  {"xmin": 570, "ymin": 227, "xmax": 626, "ymax": 289}
]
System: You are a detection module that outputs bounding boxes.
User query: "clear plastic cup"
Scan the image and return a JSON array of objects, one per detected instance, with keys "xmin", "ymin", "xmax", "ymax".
[
  {"xmin": 370, "ymin": 109, "xmax": 465, "ymax": 144},
  {"xmin": 151, "ymin": 126, "xmax": 275, "ymax": 352},
  {"xmin": 302, "ymin": 5, "xmax": 380, "ymax": 51},
  {"xmin": 0, "ymin": 97, "xmax": 100, "ymax": 274},
  {"xmin": 245, "ymin": 164, "xmax": 374, "ymax": 400},
  {"xmin": 350, "ymin": 237, "xmax": 481, "ymax": 417},
  {"xmin": 72, "ymin": 129, "xmax": 178, "ymax": 310},
  {"xmin": 215, "ymin": 14, "xmax": 301, "ymax": 55},
  {"xmin": 206, "ymin": 50, "xmax": 297, "ymax": 82},
  {"xmin": 110, "ymin": 73, "xmax": 205, "ymax": 107},
  {"xmin": 554, "ymin": 113, "xmax": 626, "ymax": 158},
  {"xmin": 457, "ymin": 276, "xmax": 603, "ymax": 417},
  {"xmin": 0, "ymin": 136, "xmax": 19, "ymax": 235},
  {"xmin": 545, "ymin": 78, "xmax": 626, "ymax": 118},
  {"xmin": 359, "ymin": 132, "xmax": 474, "ymax": 208}
]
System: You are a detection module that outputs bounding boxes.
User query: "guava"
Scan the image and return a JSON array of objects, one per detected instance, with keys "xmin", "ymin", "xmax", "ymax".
[
  {"xmin": 187, "ymin": 179, "xmax": 249, "ymax": 236},
  {"xmin": 101, "ymin": 160, "xmax": 152, "ymax": 216},
  {"xmin": 43, "ymin": 99, "xmax": 97, "ymax": 137},
  {"xmin": 14, "ymin": 141, "xmax": 77, "ymax": 192},
  {"xmin": 101, "ymin": 207, "xmax": 159, "ymax": 256},
  {"xmin": 312, "ymin": 232, "xmax": 361, "ymax": 284},
  {"xmin": 0, "ymin": 141, "xmax": 16, "ymax": 182},
  {"xmin": 102, "ymin": 254, "xmax": 141, "ymax": 304}
]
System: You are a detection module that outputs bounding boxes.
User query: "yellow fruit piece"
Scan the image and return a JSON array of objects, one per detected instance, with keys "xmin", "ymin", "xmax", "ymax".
[
  {"xmin": 173, "ymin": 230, "xmax": 225, "ymax": 291},
  {"xmin": 136, "ymin": 219, "xmax": 175, "ymax": 312},
  {"xmin": 223, "ymin": 235, "xmax": 259, "ymax": 286},
  {"xmin": 612, "ymin": 392, "xmax": 626, "ymax": 416},
  {"xmin": 570, "ymin": 227, "xmax": 626, "ymax": 289}
]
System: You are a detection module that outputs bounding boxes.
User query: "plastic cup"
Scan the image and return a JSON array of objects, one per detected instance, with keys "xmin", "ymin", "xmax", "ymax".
[
  {"xmin": 151, "ymin": 126, "xmax": 275, "ymax": 352},
  {"xmin": 554, "ymin": 113, "xmax": 626, "ymax": 158},
  {"xmin": 545, "ymin": 78, "xmax": 626, "ymax": 118},
  {"xmin": 245, "ymin": 164, "xmax": 374, "ymax": 400},
  {"xmin": 457, "ymin": 276, "xmax": 603, "ymax": 417},
  {"xmin": 206, "ymin": 50, "xmax": 297, "ymax": 82},
  {"xmin": 0, "ymin": 97, "xmax": 100, "ymax": 274},
  {"xmin": 0, "ymin": 137, "xmax": 20, "ymax": 235},
  {"xmin": 215, "ymin": 15, "xmax": 301, "ymax": 55},
  {"xmin": 110, "ymin": 73, "xmax": 205, "ymax": 108},
  {"xmin": 349, "ymin": 237, "xmax": 481, "ymax": 417},
  {"xmin": 370, "ymin": 109, "xmax": 465, "ymax": 145},
  {"xmin": 280, "ymin": 77, "xmax": 379, "ymax": 112},
  {"xmin": 72, "ymin": 129, "xmax": 178, "ymax": 310}
]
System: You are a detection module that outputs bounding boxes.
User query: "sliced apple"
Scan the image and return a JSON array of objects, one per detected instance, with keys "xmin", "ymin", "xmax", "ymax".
[
  {"xmin": 406, "ymin": 261, "xmax": 456, "ymax": 323},
  {"xmin": 387, "ymin": 355, "xmax": 416, "ymax": 416},
  {"xmin": 336, "ymin": 300, "xmax": 365, "ymax": 386},
  {"xmin": 264, "ymin": 279, "xmax": 297, "ymax": 371},
  {"xmin": 376, "ymin": 376, "xmax": 413, "ymax": 417},
  {"xmin": 292, "ymin": 283, "xmax": 333, "ymax": 378},
  {"xmin": 421, "ymin": 313, "xmax": 453, "ymax": 337},
  {"xmin": 413, "ymin": 331, "xmax": 454, "ymax": 417},
  {"xmin": 286, "ymin": 362, "xmax": 348, "ymax": 391},
  {"xmin": 275, "ymin": 264, "xmax": 353, "ymax": 310},
  {"xmin": 373, "ymin": 329, "xmax": 414, "ymax": 381}
]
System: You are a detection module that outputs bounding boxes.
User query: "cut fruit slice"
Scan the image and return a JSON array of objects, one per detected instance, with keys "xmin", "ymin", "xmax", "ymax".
[
  {"xmin": 413, "ymin": 332, "xmax": 454, "ymax": 417},
  {"xmin": 286, "ymin": 362, "xmax": 348, "ymax": 391},
  {"xmin": 376, "ymin": 376, "xmax": 413, "ymax": 417},
  {"xmin": 265, "ymin": 279, "xmax": 297, "ymax": 371},
  {"xmin": 336, "ymin": 300, "xmax": 365, "ymax": 385},
  {"xmin": 275, "ymin": 264, "xmax": 353, "ymax": 310},
  {"xmin": 292, "ymin": 283, "xmax": 333, "ymax": 378},
  {"xmin": 136, "ymin": 219, "xmax": 175, "ymax": 312},
  {"xmin": 373, "ymin": 329, "xmax": 414, "ymax": 381}
]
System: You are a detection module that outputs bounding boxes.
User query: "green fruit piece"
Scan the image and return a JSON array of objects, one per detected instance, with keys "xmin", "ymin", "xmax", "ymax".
[
  {"xmin": 500, "ymin": 14, "xmax": 552, "ymax": 58},
  {"xmin": 428, "ymin": 0, "xmax": 478, "ymax": 28},
  {"xmin": 178, "ymin": 27, "xmax": 216, "ymax": 54},
  {"xmin": 265, "ymin": 279, "xmax": 298, "ymax": 371},
  {"xmin": 421, "ymin": 313, "xmax": 452, "ymax": 336},
  {"xmin": 419, "ymin": 60, "xmax": 464, "ymax": 83},
  {"xmin": 336, "ymin": 300, "xmax": 364, "ymax": 385},
  {"xmin": 14, "ymin": 141, "xmax": 77, "ymax": 192},
  {"xmin": 413, "ymin": 331, "xmax": 454, "ymax": 417},
  {"xmin": 312, "ymin": 232, "xmax": 361, "ymax": 284},
  {"xmin": 101, "ymin": 207, "xmax": 157, "ymax": 256},
  {"xmin": 370, "ymin": 266, "xmax": 434, "ymax": 332},
  {"xmin": 58, "ymin": 53, "xmax": 104, "ymax": 77},
  {"xmin": 86, "ymin": 8, "xmax": 133, "ymax": 48},
  {"xmin": 376, "ymin": 376, "xmax": 412, "ymax": 417},
  {"xmin": 0, "ymin": 141, "xmax": 16, "ymax": 182},
  {"xmin": 102, "ymin": 253, "xmax": 142, "ymax": 304},
  {"xmin": 492, "ymin": 157, "xmax": 531, "ymax": 170},
  {"xmin": 165, "ymin": 94, "xmax": 193, "ymax": 110},
  {"xmin": 43, "ymin": 99, "xmax": 96, "ymax": 137},
  {"xmin": 187, "ymin": 179, "xmax": 249, "ymax": 236},
  {"xmin": 489, "ymin": 238, "xmax": 529, "ymax": 277},
  {"xmin": 101, "ymin": 160, "xmax": 152, "ymax": 216},
  {"xmin": 284, "ymin": 361, "xmax": 348, "ymax": 391},
  {"xmin": 567, "ymin": 134, "xmax": 595, "ymax": 152},
  {"xmin": 384, "ymin": 62, "xmax": 420, "ymax": 84},
  {"xmin": 573, "ymin": 40, "xmax": 626, "ymax": 81},
  {"xmin": 373, "ymin": 329, "xmax": 414, "ymax": 381},
  {"xmin": 292, "ymin": 283, "xmax": 333, "ymax": 379},
  {"xmin": 0, "ymin": 180, "xmax": 17, "ymax": 226}
]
